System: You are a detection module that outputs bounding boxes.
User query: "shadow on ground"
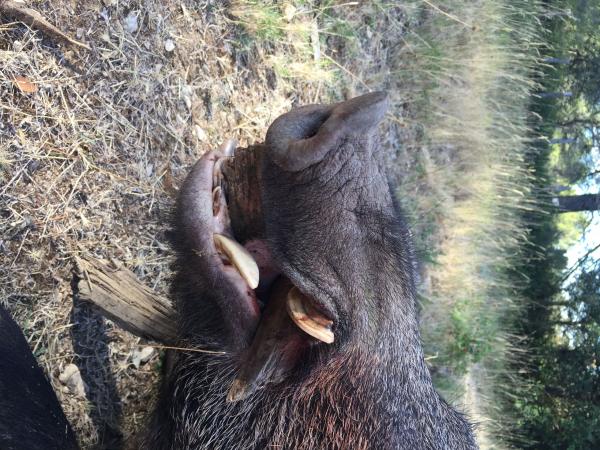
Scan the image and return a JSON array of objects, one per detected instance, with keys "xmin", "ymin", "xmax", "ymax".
[{"xmin": 71, "ymin": 299, "xmax": 123, "ymax": 450}]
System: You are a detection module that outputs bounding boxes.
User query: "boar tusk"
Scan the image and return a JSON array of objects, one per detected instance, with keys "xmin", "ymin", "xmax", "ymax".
[
  {"xmin": 220, "ymin": 139, "xmax": 236, "ymax": 157},
  {"xmin": 213, "ymin": 141, "xmax": 237, "ymax": 186},
  {"xmin": 227, "ymin": 378, "xmax": 248, "ymax": 403},
  {"xmin": 214, "ymin": 234, "xmax": 260, "ymax": 289},
  {"xmin": 213, "ymin": 157, "xmax": 224, "ymax": 188},
  {"xmin": 286, "ymin": 287, "xmax": 334, "ymax": 344}
]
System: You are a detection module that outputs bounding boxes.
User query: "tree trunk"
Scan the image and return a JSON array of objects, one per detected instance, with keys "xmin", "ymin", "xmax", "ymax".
[
  {"xmin": 544, "ymin": 57, "xmax": 570, "ymax": 64},
  {"xmin": 539, "ymin": 91, "xmax": 573, "ymax": 99},
  {"xmin": 553, "ymin": 193, "xmax": 600, "ymax": 212},
  {"xmin": 549, "ymin": 137, "xmax": 576, "ymax": 145}
]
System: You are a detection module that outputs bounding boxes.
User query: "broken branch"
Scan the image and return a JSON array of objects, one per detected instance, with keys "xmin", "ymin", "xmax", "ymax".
[
  {"xmin": 73, "ymin": 256, "xmax": 177, "ymax": 343},
  {"xmin": 0, "ymin": 0, "xmax": 91, "ymax": 50}
]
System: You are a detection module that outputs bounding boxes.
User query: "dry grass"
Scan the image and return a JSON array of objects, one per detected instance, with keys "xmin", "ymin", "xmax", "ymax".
[{"xmin": 0, "ymin": 1, "xmax": 414, "ymax": 447}]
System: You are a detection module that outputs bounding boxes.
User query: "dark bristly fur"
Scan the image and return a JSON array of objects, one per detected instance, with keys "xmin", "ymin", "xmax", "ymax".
[
  {"xmin": 0, "ymin": 305, "xmax": 79, "ymax": 450},
  {"xmin": 143, "ymin": 93, "xmax": 478, "ymax": 449}
]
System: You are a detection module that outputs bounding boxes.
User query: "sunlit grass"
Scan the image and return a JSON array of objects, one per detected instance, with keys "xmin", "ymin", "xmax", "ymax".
[
  {"xmin": 228, "ymin": 1, "xmax": 338, "ymax": 82},
  {"xmin": 391, "ymin": 0, "xmax": 545, "ymax": 447}
]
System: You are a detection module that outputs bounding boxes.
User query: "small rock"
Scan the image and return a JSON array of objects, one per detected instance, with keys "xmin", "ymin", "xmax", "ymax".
[
  {"xmin": 182, "ymin": 85, "xmax": 193, "ymax": 110},
  {"xmin": 194, "ymin": 125, "xmax": 207, "ymax": 142},
  {"xmin": 164, "ymin": 39, "xmax": 175, "ymax": 52},
  {"xmin": 183, "ymin": 94, "xmax": 192, "ymax": 110},
  {"xmin": 132, "ymin": 346, "xmax": 155, "ymax": 368},
  {"xmin": 283, "ymin": 3, "xmax": 296, "ymax": 22},
  {"xmin": 26, "ymin": 160, "xmax": 41, "ymax": 174},
  {"xmin": 124, "ymin": 11, "xmax": 139, "ymax": 33},
  {"xmin": 59, "ymin": 364, "xmax": 86, "ymax": 397}
]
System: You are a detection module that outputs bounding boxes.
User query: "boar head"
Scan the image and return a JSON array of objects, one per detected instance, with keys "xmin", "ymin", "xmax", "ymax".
[
  {"xmin": 161, "ymin": 92, "xmax": 476, "ymax": 449},
  {"xmin": 175, "ymin": 92, "xmax": 417, "ymax": 396}
]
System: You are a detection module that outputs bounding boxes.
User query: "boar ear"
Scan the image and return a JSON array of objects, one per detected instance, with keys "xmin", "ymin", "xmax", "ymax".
[{"xmin": 266, "ymin": 91, "xmax": 389, "ymax": 172}]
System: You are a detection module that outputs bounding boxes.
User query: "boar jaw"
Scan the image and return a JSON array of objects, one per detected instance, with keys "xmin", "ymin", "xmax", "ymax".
[
  {"xmin": 176, "ymin": 150, "xmax": 262, "ymax": 350},
  {"xmin": 177, "ymin": 148, "xmax": 336, "ymax": 402}
]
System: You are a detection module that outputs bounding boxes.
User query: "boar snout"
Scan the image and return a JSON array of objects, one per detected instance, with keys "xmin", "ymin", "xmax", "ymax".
[{"xmin": 266, "ymin": 91, "xmax": 389, "ymax": 171}]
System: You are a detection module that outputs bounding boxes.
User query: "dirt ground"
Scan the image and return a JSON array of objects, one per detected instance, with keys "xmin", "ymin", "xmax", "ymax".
[{"xmin": 0, "ymin": 1, "xmax": 422, "ymax": 447}]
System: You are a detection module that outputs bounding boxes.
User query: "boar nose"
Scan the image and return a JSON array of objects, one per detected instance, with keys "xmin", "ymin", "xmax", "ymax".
[{"xmin": 266, "ymin": 91, "xmax": 389, "ymax": 172}]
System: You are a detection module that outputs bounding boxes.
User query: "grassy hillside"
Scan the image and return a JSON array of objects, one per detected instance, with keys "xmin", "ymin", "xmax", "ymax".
[{"xmin": 362, "ymin": 1, "xmax": 542, "ymax": 447}]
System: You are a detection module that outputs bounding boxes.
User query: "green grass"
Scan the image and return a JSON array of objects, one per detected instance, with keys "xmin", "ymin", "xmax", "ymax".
[{"xmin": 229, "ymin": 1, "xmax": 339, "ymax": 83}]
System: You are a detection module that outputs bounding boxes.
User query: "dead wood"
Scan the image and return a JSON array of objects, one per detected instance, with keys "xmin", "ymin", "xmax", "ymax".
[
  {"xmin": 73, "ymin": 255, "xmax": 177, "ymax": 343},
  {"xmin": 0, "ymin": 0, "xmax": 90, "ymax": 50}
]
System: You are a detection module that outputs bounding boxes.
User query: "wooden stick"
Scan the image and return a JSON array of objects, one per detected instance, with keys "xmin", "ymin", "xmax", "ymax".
[
  {"xmin": 73, "ymin": 256, "xmax": 177, "ymax": 343},
  {"xmin": 0, "ymin": 0, "xmax": 91, "ymax": 50}
]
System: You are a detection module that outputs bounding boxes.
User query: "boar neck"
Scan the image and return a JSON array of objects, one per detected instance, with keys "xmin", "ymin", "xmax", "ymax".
[{"xmin": 144, "ymin": 339, "xmax": 469, "ymax": 449}]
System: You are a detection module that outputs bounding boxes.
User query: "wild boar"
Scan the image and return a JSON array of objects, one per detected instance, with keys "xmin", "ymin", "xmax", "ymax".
[{"xmin": 142, "ymin": 92, "xmax": 477, "ymax": 449}]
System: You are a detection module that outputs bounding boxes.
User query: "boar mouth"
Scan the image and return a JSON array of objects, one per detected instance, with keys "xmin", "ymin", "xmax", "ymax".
[{"xmin": 178, "ymin": 144, "xmax": 334, "ymax": 403}]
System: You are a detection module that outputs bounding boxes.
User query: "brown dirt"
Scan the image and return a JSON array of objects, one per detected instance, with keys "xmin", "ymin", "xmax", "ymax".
[{"xmin": 1, "ymin": 1, "xmax": 419, "ymax": 448}]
